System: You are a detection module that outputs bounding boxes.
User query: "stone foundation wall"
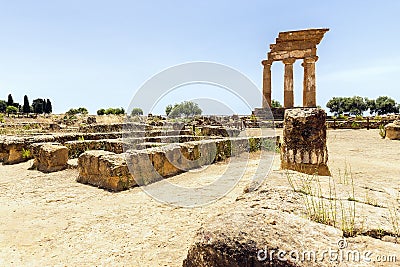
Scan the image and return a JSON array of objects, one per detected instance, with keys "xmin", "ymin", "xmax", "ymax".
[
  {"xmin": 77, "ymin": 136, "xmax": 278, "ymax": 191},
  {"xmin": 77, "ymin": 151, "xmax": 135, "ymax": 191}
]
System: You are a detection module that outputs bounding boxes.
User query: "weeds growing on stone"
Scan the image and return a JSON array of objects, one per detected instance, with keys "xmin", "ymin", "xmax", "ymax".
[
  {"xmin": 286, "ymin": 167, "xmax": 358, "ymax": 237},
  {"xmin": 21, "ymin": 148, "xmax": 31, "ymax": 159}
]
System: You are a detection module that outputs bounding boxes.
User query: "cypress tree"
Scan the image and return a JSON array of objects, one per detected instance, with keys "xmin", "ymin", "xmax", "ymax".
[
  {"xmin": 23, "ymin": 95, "xmax": 30, "ymax": 113},
  {"xmin": 7, "ymin": 94, "xmax": 13, "ymax": 107}
]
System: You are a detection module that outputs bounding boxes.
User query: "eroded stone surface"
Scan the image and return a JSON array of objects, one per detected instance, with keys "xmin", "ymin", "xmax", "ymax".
[
  {"xmin": 385, "ymin": 120, "xmax": 400, "ymax": 140},
  {"xmin": 77, "ymin": 150, "xmax": 134, "ymax": 191},
  {"xmin": 281, "ymin": 108, "xmax": 330, "ymax": 176},
  {"xmin": 31, "ymin": 144, "xmax": 69, "ymax": 173},
  {"xmin": 183, "ymin": 185, "xmax": 400, "ymax": 267}
]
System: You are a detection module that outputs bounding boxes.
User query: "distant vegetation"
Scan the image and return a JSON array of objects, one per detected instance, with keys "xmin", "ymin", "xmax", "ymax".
[
  {"xmin": 271, "ymin": 100, "xmax": 282, "ymax": 108},
  {"xmin": 165, "ymin": 101, "xmax": 202, "ymax": 118},
  {"xmin": 66, "ymin": 107, "xmax": 89, "ymax": 116},
  {"xmin": 0, "ymin": 94, "xmax": 53, "ymax": 114},
  {"xmin": 130, "ymin": 108, "xmax": 143, "ymax": 116},
  {"xmin": 96, "ymin": 107, "xmax": 125, "ymax": 115},
  {"xmin": 326, "ymin": 96, "xmax": 399, "ymax": 116}
]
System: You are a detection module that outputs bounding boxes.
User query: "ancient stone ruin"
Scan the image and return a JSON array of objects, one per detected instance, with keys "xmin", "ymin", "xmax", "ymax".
[
  {"xmin": 261, "ymin": 28, "xmax": 329, "ymax": 109},
  {"xmin": 385, "ymin": 120, "xmax": 400, "ymax": 140},
  {"xmin": 0, "ymin": 120, "xmax": 278, "ymax": 190},
  {"xmin": 280, "ymin": 108, "xmax": 330, "ymax": 176},
  {"xmin": 30, "ymin": 143, "xmax": 69, "ymax": 173}
]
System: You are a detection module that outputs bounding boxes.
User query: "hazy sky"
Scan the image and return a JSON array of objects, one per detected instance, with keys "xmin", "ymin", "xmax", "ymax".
[{"xmin": 0, "ymin": 1, "xmax": 399, "ymax": 114}]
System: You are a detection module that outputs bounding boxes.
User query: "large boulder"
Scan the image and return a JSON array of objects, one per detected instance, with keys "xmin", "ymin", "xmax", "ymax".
[
  {"xmin": 31, "ymin": 144, "xmax": 69, "ymax": 173},
  {"xmin": 77, "ymin": 150, "xmax": 135, "ymax": 191},
  {"xmin": 183, "ymin": 186, "xmax": 400, "ymax": 267},
  {"xmin": 385, "ymin": 120, "xmax": 400, "ymax": 140}
]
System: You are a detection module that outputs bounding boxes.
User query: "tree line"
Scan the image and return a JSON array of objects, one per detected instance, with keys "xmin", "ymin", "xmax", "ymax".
[
  {"xmin": 326, "ymin": 96, "xmax": 399, "ymax": 116},
  {"xmin": 0, "ymin": 94, "xmax": 52, "ymax": 114}
]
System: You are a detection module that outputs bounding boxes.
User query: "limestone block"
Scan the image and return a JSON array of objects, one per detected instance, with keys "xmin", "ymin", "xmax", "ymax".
[
  {"xmin": 31, "ymin": 144, "xmax": 69, "ymax": 173},
  {"xmin": 281, "ymin": 108, "xmax": 330, "ymax": 176},
  {"xmin": 385, "ymin": 120, "xmax": 400, "ymax": 140},
  {"xmin": 77, "ymin": 150, "xmax": 135, "ymax": 191}
]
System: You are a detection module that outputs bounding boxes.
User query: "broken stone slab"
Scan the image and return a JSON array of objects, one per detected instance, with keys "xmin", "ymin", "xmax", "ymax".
[
  {"xmin": 384, "ymin": 120, "xmax": 400, "ymax": 140},
  {"xmin": 281, "ymin": 108, "xmax": 330, "ymax": 176},
  {"xmin": 31, "ymin": 144, "xmax": 69, "ymax": 173},
  {"xmin": 77, "ymin": 150, "xmax": 135, "ymax": 191}
]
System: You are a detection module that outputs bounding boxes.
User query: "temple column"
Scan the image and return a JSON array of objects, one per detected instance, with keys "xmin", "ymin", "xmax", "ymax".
[
  {"xmin": 302, "ymin": 56, "xmax": 318, "ymax": 107},
  {"xmin": 262, "ymin": 60, "xmax": 272, "ymax": 108},
  {"xmin": 283, "ymin": 58, "xmax": 296, "ymax": 108}
]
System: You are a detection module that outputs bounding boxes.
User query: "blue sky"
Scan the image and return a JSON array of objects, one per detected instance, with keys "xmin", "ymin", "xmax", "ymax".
[{"xmin": 0, "ymin": 1, "xmax": 399, "ymax": 114}]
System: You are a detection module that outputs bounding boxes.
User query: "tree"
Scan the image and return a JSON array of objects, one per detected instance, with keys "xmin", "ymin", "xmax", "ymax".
[
  {"xmin": 7, "ymin": 94, "xmax": 13, "ymax": 107},
  {"xmin": 131, "ymin": 108, "xmax": 143, "ymax": 116},
  {"xmin": 0, "ymin": 100, "xmax": 7, "ymax": 113},
  {"xmin": 168, "ymin": 101, "xmax": 202, "ymax": 118},
  {"xmin": 326, "ymin": 96, "xmax": 367, "ymax": 116},
  {"xmin": 97, "ymin": 108, "xmax": 105, "ymax": 115},
  {"xmin": 23, "ymin": 95, "xmax": 30, "ymax": 113},
  {"xmin": 373, "ymin": 96, "xmax": 399, "ymax": 115},
  {"xmin": 6, "ymin": 106, "xmax": 18, "ymax": 114},
  {"xmin": 365, "ymin": 98, "xmax": 376, "ymax": 115},
  {"xmin": 165, "ymin": 104, "xmax": 173, "ymax": 116},
  {"xmin": 271, "ymin": 100, "xmax": 282, "ymax": 108},
  {"xmin": 102, "ymin": 107, "xmax": 125, "ymax": 115},
  {"xmin": 44, "ymin": 99, "xmax": 52, "ymax": 114},
  {"xmin": 32, "ymin": 98, "xmax": 45, "ymax": 114},
  {"xmin": 66, "ymin": 107, "xmax": 88, "ymax": 116},
  {"xmin": 326, "ymin": 97, "xmax": 346, "ymax": 115},
  {"xmin": 348, "ymin": 96, "xmax": 367, "ymax": 115}
]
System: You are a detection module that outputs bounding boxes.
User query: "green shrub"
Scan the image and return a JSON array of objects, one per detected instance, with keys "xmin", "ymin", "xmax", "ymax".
[
  {"xmin": 379, "ymin": 124, "xmax": 386, "ymax": 139},
  {"xmin": 97, "ymin": 109, "xmax": 105, "ymax": 115},
  {"xmin": 6, "ymin": 106, "xmax": 18, "ymax": 114},
  {"xmin": 21, "ymin": 148, "xmax": 31, "ymax": 159}
]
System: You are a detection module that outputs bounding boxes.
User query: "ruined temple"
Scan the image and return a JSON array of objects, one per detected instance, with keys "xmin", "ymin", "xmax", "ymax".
[{"xmin": 255, "ymin": 28, "xmax": 329, "ymax": 119}]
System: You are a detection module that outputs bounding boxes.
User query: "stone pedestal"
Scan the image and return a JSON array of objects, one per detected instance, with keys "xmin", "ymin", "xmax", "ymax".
[
  {"xmin": 281, "ymin": 108, "xmax": 330, "ymax": 176},
  {"xmin": 385, "ymin": 120, "xmax": 400, "ymax": 140}
]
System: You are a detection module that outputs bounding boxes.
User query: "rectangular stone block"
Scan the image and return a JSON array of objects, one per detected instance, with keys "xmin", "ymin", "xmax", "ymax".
[
  {"xmin": 31, "ymin": 144, "xmax": 69, "ymax": 173},
  {"xmin": 77, "ymin": 150, "xmax": 135, "ymax": 191}
]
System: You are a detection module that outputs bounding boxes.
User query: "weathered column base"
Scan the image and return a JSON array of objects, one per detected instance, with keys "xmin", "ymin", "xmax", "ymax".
[
  {"xmin": 281, "ymin": 159, "xmax": 331, "ymax": 176},
  {"xmin": 280, "ymin": 108, "xmax": 331, "ymax": 176}
]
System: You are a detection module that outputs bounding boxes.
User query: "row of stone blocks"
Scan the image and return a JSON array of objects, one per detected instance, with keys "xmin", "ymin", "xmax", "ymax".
[
  {"xmin": 77, "ymin": 137, "xmax": 278, "ymax": 192},
  {"xmin": 0, "ymin": 129, "xmax": 192, "ymax": 165}
]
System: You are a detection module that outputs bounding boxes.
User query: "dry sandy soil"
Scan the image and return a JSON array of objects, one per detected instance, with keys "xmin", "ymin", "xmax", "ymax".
[{"xmin": 0, "ymin": 129, "xmax": 399, "ymax": 266}]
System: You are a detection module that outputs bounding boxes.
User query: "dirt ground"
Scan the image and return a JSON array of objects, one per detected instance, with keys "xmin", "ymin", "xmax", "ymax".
[{"xmin": 0, "ymin": 129, "xmax": 399, "ymax": 266}]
